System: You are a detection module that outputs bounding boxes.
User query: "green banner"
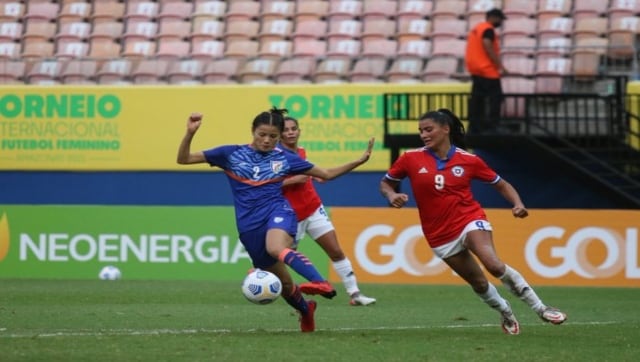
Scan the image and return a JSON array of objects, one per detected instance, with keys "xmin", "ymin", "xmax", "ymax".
[{"xmin": 0, "ymin": 205, "xmax": 327, "ymax": 281}]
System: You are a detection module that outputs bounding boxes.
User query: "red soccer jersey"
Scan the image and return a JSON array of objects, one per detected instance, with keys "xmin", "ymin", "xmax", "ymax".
[
  {"xmin": 385, "ymin": 146, "xmax": 500, "ymax": 247},
  {"xmin": 282, "ymin": 147, "xmax": 322, "ymax": 221}
]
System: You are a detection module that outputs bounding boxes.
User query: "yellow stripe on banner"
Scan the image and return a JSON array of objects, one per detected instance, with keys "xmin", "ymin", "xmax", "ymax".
[
  {"xmin": 627, "ymin": 81, "xmax": 640, "ymax": 150},
  {"xmin": 0, "ymin": 84, "xmax": 469, "ymax": 171}
]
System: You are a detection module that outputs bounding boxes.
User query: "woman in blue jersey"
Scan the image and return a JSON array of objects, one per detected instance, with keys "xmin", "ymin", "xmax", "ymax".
[{"xmin": 177, "ymin": 107, "xmax": 374, "ymax": 332}]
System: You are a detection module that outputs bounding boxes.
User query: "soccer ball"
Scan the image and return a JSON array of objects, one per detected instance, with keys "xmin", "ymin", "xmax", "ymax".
[
  {"xmin": 99, "ymin": 265, "xmax": 122, "ymax": 280},
  {"xmin": 241, "ymin": 269, "xmax": 282, "ymax": 305}
]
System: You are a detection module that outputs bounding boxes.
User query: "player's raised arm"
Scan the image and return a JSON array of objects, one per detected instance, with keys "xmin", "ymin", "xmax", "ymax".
[
  {"xmin": 177, "ymin": 112, "xmax": 207, "ymax": 165},
  {"xmin": 305, "ymin": 137, "xmax": 375, "ymax": 180}
]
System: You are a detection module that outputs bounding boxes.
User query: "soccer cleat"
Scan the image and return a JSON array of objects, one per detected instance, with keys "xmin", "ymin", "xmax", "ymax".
[
  {"xmin": 299, "ymin": 300, "xmax": 317, "ymax": 332},
  {"xmin": 349, "ymin": 293, "xmax": 377, "ymax": 306},
  {"xmin": 538, "ymin": 307, "xmax": 567, "ymax": 325},
  {"xmin": 500, "ymin": 305, "xmax": 520, "ymax": 335},
  {"xmin": 299, "ymin": 281, "xmax": 337, "ymax": 299}
]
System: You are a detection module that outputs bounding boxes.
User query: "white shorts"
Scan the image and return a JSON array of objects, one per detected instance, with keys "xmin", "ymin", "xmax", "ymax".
[
  {"xmin": 431, "ymin": 220, "xmax": 493, "ymax": 259},
  {"xmin": 292, "ymin": 204, "xmax": 335, "ymax": 248}
]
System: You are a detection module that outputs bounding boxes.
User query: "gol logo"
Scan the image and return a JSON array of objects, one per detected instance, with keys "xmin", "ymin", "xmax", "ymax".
[
  {"xmin": 354, "ymin": 224, "xmax": 448, "ymax": 276},
  {"xmin": 526, "ymin": 226, "xmax": 639, "ymax": 279},
  {"xmin": 0, "ymin": 212, "xmax": 9, "ymax": 261}
]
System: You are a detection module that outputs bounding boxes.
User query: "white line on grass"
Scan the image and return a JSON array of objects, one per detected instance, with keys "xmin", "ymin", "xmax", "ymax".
[{"xmin": 0, "ymin": 321, "xmax": 619, "ymax": 339}]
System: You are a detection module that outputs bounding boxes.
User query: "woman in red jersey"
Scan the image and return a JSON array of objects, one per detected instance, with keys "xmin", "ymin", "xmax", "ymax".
[
  {"xmin": 279, "ymin": 116, "xmax": 376, "ymax": 306},
  {"xmin": 379, "ymin": 109, "xmax": 567, "ymax": 335}
]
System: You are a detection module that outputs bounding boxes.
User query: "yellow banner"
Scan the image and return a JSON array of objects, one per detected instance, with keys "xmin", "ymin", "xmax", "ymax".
[
  {"xmin": 627, "ymin": 81, "xmax": 640, "ymax": 149},
  {"xmin": 329, "ymin": 208, "xmax": 640, "ymax": 287},
  {"xmin": 0, "ymin": 83, "xmax": 469, "ymax": 171}
]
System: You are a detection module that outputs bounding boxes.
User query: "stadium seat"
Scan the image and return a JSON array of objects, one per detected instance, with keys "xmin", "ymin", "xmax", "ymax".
[
  {"xmin": 191, "ymin": 18, "xmax": 224, "ymax": 42},
  {"xmin": 156, "ymin": 39, "xmax": 190, "ymax": 60},
  {"xmin": 60, "ymin": 59, "xmax": 98, "ymax": 84},
  {"xmin": 327, "ymin": 19, "xmax": 362, "ymax": 41},
  {"xmin": 537, "ymin": 36, "xmax": 571, "ymax": 56},
  {"xmin": 55, "ymin": 41, "xmax": 89, "ymax": 59},
  {"xmin": 202, "ymin": 58, "xmax": 242, "ymax": 84},
  {"xmin": 130, "ymin": 59, "xmax": 170, "ymax": 84},
  {"xmin": 96, "ymin": 59, "xmax": 133, "ymax": 84},
  {"xmin": 607, "ymin": 16, "xmax": 640, "ymax": 60},
  {"xmin": 574, "ymin": 36, "xmax": 609, "ymax": 54},
  {"xmin": 90, "ymin": 21, "xmax": 124, "ymax": 43},
  {"xmin": 501, "ymin": 76, "xmax": 535, "ymax": 117},
  {"xmin": 608, "ymin": 0, "xmax": 640, "ymax": 21},
  {"xmin": 361, "ymin": 18, "xmax": 396, "ymax": 40},
  {"xmin": 386, "ymin": 58, "xmax": 423, "ymax": 82},
  {"xmin": 21, "ymin": 39, "xmax": 55, "ymax": 60},
  {"xmin": 190, "ymin": 39, "xmax": 224, "ymax": 60},
  {"xmin": 124, "ymin": 1, "xmax": 159, "ymax": 23},
  {"xmin": 573, "ymin": 0, "xmax": 609, "ymax": 21},
  {"xmin": 226, "ymin": 1, "xmax": 261, "ymax": 23},
  {"xmin": 258, "ymin": 19, "xmax": 293, "ymax": 42},
  {"xmin": 273, "ymin": 57, "xmax": 315, "ymax": 83},
  {"xmin": 502, "ymin": 36, "xmax": 537, "ymax": 56},
  {"xmin": 467, "ymin": 0, "xmax": 502, "ymax": 29},
  {"xmin": 422, "ymin": 57, "xmax": 459, "ymax": 82},
  {"xmin": 294, "ymin": 0, "xmax": 329, "ymax": 22},
  {"xmin": 23, "ymin": 2, "xmax": 59, "ymax": 24},
  {"xmin": 292, "ymin": 19, "xmax": 327, "ymax": 40},
  {"xmin": 292, "ymin": 38, "xmax": 327, "ymax": 58},
  {"xmin": 22, "ymin": 22, "xmax": 56, "ymax": 42},
  {"xmin": 0, "ymin": 42, "xmax": 20, "ymax": 59},
  {"xmin": 56, "ymin": 22, "xmax": 91, "ymax": 44},
  {"xmin": 257, "ymin": 39, "xmax": 290, "ymax": 60},
  {"xmin": 157, "ymin": 1, "xmax": 193, "ymax": 23},
  {"xmin": 26, "ymin": 59, "xmax": 64, "ymax": 84},
  {"xmin": 91, "ymin": 1, "xmax": 125, "ymax": 24},
  {"xmin": 224, "ymin": 19, "xmax": 260, "ymax": 42},
  {"xmin": 397, "ymin": 18, "xmax": 432, "ymax": 43},
  {"xmin": 431, "ymin": 38, "xmax": 466, "ymax": 59},
  {"xmin": 238, "ymin": 58, "xmax": 279, "ymax": 83},
  {"xmin": 361, "ymin": 38, "xmax": 397, "ymax": 58},
  {"xmin": 0, "ymin": 59, "xmax": 26, "ymax": 83},
  {"xmin": 166, "ymin": 59, "xmax": 205, "ymax": 84},
  {"xmin": 314, "ymin": 58, "xmax": 351, "ymax": 83},
  {"xmin": 328, "ymin": 0, "xmax": 363, "ymax": 21},
  {"xmin": 192, "ymin": 1, "xmax": 226, "ymax": 20},
  {"xmin": 0, "ymin": 2, "xmax": 24, "ymax": 22},
  {"xmin": 224, "ymin": 39, "xmax": 259, "ymax": 59},
  {"xmin": 58, "ymin": 2, "xmax": 92, "ymax": 24},
  {"xmin": 431, "ymin": 18, "xmax": 468, "ymax": 40},
  {"xmin": 122, "ymin": 21, "xmax": 158, "ymax": 42},
  {"xmin": 157, "ymin": 20, "xmax": 191, "ymax": 41},
  {"xmin": 502, "ymin": 17, "xmax": 538, "ymax": 39},
  {"xmin": 537, "ymin": 16, "xmax": 573, "ymax": 43},
  {"xmin": 503, "ymin": 0, "xmax": 538, "ymax": 18},
  {"xmin": 327, "ymin": 38, "xmax": 361, "ymax": 58},
  {"xmin": 571, "ymin": 50, "xmax": 601, "ymax": 79},
  {"xmin": 535, "ymin": 56, "xmax": 571, "ymax": 93},
  {"xmin": 397, "ymin": 39, "xmax": 431, "ymax": 60},
  {"xmin": 536, "ymin": 0, "xmax": 573, "ymax": 23},
  {"xmin": 349, "ymin": 58, "xmax": 387, "ymax": 83},
  {"xmin": 122, "ymin": 40, "xmax": 157, "ymax": 59},
  {"xmin": 0, "ymin": 22, "xmax": 22, "ymax": 42},
  {"xmin": 396, "ymin": 0, "xmax": 433, "ymax": 21},
  {"xmin": 572, "ymin": 17, "xmax": 608, "ymax": 42},
  {"xmin": 88, "ymin": 40, "xmax": 121, "ymax": 60},
  {"xmin": 432, "ymin": 0, "xmax": 467, "ymax": 21},
  {"xmin": 502, "ymin": 54, "xmax": 536, "ymax": 76},
  {"xmin": 361, "ymin": 0, "xmax": 397, "ymax": 21},
  {"xmin": 261, "ymin": 1, "xmax": 295, "ymax": 21}
]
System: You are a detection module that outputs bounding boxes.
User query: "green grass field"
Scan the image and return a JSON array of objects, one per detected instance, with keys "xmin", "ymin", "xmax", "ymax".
[{"xmin": 1, "ymin": 279, "xmax": 638, "ymax": 362}]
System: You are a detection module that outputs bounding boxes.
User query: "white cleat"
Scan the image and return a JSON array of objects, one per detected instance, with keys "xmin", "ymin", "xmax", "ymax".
[
  {"xmin": 538, "ymin": 307, "xmax": 567, "ymax": 325},
  {"xmin": 349, "ymin": 293, "xmax": 377, "ymax": 306},
  {"xmin": 501, "ymin": 304, "xmax": 520, "ymax": 335}
]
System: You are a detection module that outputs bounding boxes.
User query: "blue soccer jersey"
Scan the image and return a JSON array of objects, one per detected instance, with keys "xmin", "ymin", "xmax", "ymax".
[{"xmin": 203, "ymin": 144, "xmax": 314, "ymax": 233}]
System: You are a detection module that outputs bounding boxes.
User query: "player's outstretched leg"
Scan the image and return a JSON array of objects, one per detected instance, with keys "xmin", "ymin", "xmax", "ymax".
[
  {"xmin": 332, "ymin": 258, "xmax": 376, "ymax": 306},
  {"xmin": 476, "ymin": 282, "xmax": 520, "ymax": 335}
]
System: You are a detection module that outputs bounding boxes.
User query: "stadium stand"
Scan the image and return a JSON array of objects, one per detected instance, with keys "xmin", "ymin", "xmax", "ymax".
[{"xmin": 0, "ymin": 0, "xmax": 636, "ymax": 86}]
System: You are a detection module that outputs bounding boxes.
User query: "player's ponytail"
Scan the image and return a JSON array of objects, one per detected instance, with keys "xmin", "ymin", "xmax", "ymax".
[{"xmin": 437, "ymin": 108, "xmax": 467, "ymax": 150}]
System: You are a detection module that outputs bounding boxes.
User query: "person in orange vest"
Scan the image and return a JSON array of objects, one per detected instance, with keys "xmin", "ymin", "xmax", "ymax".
[{"xmin": 465, "ymin": 8, "xmax": 508, "ymax": 134}]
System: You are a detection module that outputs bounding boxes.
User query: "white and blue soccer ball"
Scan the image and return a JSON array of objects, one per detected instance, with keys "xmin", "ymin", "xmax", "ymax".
[
  {"xmin": 99, "ymin": 265, "xmax": 122, "ymax": 280},
  {"xmin": 241, "ymin": 269, "xmax": 282, "ymax": 305}
]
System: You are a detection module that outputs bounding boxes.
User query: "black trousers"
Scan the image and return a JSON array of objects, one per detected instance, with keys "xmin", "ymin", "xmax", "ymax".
[{"xmin": 468, "ymin": 75, "xmax": 503, "ymax": 133}]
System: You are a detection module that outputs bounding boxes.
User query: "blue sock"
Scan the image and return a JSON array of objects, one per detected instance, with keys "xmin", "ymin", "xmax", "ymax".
[
  {"xmin": 283, "ymin": 285, "xmax": 308, "ymax": 313},
  {"xmin": 278, "ymin": 248, "xmax": 324, "ymax": 282}
]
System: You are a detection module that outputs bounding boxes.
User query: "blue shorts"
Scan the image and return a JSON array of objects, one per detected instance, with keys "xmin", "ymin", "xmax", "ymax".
[{"xmin": 239, "ymin": 208, "xmax": 298, "ymax": 269}]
